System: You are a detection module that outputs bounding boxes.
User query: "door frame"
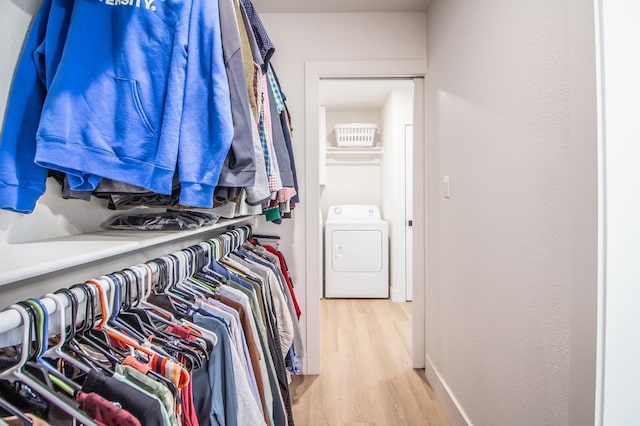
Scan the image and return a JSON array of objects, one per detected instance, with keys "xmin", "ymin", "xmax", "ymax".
[
  {"xmin": 405, "ymin": 123, "xmax": 415, "ymax": 302},
  {"xmin": 304, "ymin": 60, "xmax": 428, "ymax": 374}
]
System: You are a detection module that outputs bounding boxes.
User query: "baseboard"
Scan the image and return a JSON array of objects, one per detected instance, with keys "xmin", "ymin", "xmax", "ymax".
[{"xmin": 424, "ymin": 354, "xmax": 473, "ymax": 426}]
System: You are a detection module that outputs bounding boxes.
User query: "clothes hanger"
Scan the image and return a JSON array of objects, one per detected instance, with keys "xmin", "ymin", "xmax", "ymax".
[
  {"xmin": 102, "ymin": 274, "xmax": 147, "ymax": 342},
  {"xmin": 156, "ymin": 256, "xmax": 196, "ymax": 302},
  {"xmin": 230, "ymin": 230, "xmax": 240, "ymax": 253},
  {"xmin": 0, "ymin": 397, "xmax": 33, "ymax": 426},
  {"xmin": 199, "ymin": 241, "xmax": 232, "ymax": 284},
  {"xmin": 241, "ymin": 225, "xmax": 253, "ymax": 242},
  {"xmin": 42, "ymin": 292, "xmax": 91, "ymax": 375},
  {"xmin": 232, "ymin": 228, "xmax": 244, "ymax": 251},
  {"xmin": 231, "ymin": 229, "xmax": 241, "ymax": 253},
  {"xmin": 191, "ymin": 246, "xmax": 207, "ymax": 275},
  {"xmin": 168, "ymin": 249, "xmax": 214, "ymax": 294},
  {"xmin": 136, "ymin": 262, "xmax": 213, "ymax": 358},
  {"xmin": 199, "ymin": 241, "xmax": 219, "ymax": 269},
  {"xmin": 13, "ymin": 301, "xmax": 56, "ymax": 392},
  {"xmin": 86, "ymin": 278, "xmax": 191, "ymax": 389},
  {"xmin": 202, "ymin": 239, "xmax": 216, "ymax": 261},
  {"xmin": 219, "ymin": 253, "xmax": 252, "ymax": 277},
  {"xmin": 112, "ymin": 261, "xmax": 203, "ymax": 371},
  {"xmin": 121, "ymin": 260, "xmax": 211, "ymax": 367},
  {"xmin": 210, "ymin": 237, "xmax": 223, "ymax": 260},
  {"xmin": 177, "ymin": 250, "xmax": 193, "ymax": 281},
  {"xmin": 68, "ymin": 284, "xmax": 121, "ymax": 373},
  {"xmin": 144, "ymin": 260, "xmax": 185, "ymax": 314},
  {"xmin": 187, "ymin": 248, "xmax": 224, "ymax": 292},
  {"xmin": 110, "ymin": 270, "xmax": 152, "ymax": 337},
  {"xmin": 192, "ymin": 246, "xmax": 227, "ymax": 290},
  {"xmin": 106, "ymin": 270, "xmax": 186, "ymax": 391},
  {"xmin": 0, "ymin": 304, "xmax": 98, "ymax": 426},
  {"xmin": 125, "ymin": 266, "xmax": 148, "ymax": 308},
  {"xmin": 168, "ymin": 252, "xmax": 192, "ymax": 290},
  {"xmin": 132, "ymin": 264, "xmax": 211, "ymax": 359},
  {"xmin": 115, "ymin": 270, "xmax": 133, "ymax": 311},
  {"xmin": 119, "ymin": 268, "xmax": 179, "ymax": 340},
  {"xmin": 225, "ymin": 231, "xmax": 236, "ymax": 254},
  {"xmin": 238, "ymin": 226, "xmax": 251, "ymax": 247},
  {"xmin": 251, "ymin": 233, "xmax": 281, "ymax": 248},
  {"xmin": 52, "ymin": 289, "xmax": 78, "ymax": 341},
  {"xmin": 221, "ymin": 233, "xmax": 232, "ymax": 257},
  {"xmin": 84, "ymin": 279, "xmax": 155, "ymax": 359},
  {"xmin": 48, "ymin": 289, "xmax": 115, "ymax": 377},
  {"xmin": 54, "ymin": 287, "xmax": 92, "ymax": 370},
  {"xmin": 127, "ymin": 265, "xmax": 150, "ymax": 305},
  {"xmin": 140, "ymin": 262, "xmax": 216, "ymax": 356},
  {"xmin": 123, "ymin": 268, "xmax": 143, "ymax": 310},
  {"xmin": 153, "ymin": 256, "xmax": 197, "ymax": 308},
  {"xmin": 231, "ymin": 231, "xmax": 243, "ymax": 254},
  {"xmin": 191, "ymin": 244, "xmax": 209, "ymax": 272},
  {"xmin": 0, "ymin": 303, "xmax": 37, "ymax": 426},
  {"xmin": 22, "ymin": 299, "xmax": 80, "ymax": 398}
]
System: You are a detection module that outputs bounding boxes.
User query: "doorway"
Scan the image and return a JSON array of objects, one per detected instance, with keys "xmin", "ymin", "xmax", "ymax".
[
  {"xmin": 303, "ymin": 61, "xmax": 427, "ymax": 374},
  {"xmin": 319, "ymin": 78, "xmax": 414, "ymax": 302}
]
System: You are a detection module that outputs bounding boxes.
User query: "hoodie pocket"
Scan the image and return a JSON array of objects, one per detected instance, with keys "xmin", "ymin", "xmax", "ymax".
[{"xmin": 113, "ymin": 76, "xmax": 155, "ymax": 135}]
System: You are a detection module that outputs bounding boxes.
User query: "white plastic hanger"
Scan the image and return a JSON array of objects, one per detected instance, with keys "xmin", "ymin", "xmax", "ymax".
[
  {"xmin": 0, "ymin": 304, "xmax": 97, "ymax": 426},
  {"xmin": 42, "ymin": 293, "xmax": 91, "ymax": 374}
]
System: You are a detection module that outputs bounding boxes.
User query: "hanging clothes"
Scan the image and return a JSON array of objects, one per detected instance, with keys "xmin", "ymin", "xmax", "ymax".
[
  {"xmin": 0, "ymin": 226, "xmax": 302, "ymax": 426},
  {"xmin": 239, "ymin": 0, "xmax": 276, "ymax": 68},
  {"xmin": 0, "ymin": 0, "xmax": 299, "ymax": 220},
  {"xmin": 0, "ymin": 0, "xmax": 232, "ymax": 210},
  {"xmin": 217, "ymin": 0, "xmax": 257, "ymax": 189},
  {"xmin": 0, "ymin": 0, "xmax": 74, "ymax": 213}
]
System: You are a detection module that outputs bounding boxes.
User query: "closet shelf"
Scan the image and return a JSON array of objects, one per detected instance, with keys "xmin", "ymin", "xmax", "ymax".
[
  {"xmin": 326, "ymin": 146, "xmax": 384, "ymax": 156},
  {"xmin": 0, "ymin": 216, "xmax": 256, "ymax": 287}
]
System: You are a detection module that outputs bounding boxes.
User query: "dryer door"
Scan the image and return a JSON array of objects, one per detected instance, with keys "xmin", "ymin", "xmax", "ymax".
[{"xmin": 331, "ymin": 229, "xmax": 383, "ymax": 272}]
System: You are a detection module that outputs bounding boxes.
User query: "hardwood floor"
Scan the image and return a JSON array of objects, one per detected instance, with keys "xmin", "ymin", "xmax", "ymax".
[{"xmin": 290, "ymin": 299, "xmax": 451, "ymax": 426}]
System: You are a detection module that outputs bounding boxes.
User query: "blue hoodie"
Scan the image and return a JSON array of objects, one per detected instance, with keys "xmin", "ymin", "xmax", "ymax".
[
  {"xmin": 1, "ymin": 0, "xmax": 233, "ymax": 212},
  {"xmin": 0, "ymin": 0, "xmax": 75, "ymax": 213}
]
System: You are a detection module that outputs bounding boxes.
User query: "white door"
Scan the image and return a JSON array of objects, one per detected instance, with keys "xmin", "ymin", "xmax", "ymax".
[{"xmin": 405, "ymin": 124, "xmax": 414, "ymax": 301}]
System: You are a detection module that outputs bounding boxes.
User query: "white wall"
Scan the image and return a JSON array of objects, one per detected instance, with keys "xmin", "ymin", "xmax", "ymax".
[
  {"xmin": 320, "ymin": 164, "xmax": 382, "ymax": 215},
  {"xmin": 0, "ymin": 1, "xmax": 40, "ymax": 116},
  {"xmin": 321, "ymin": 110, "xmax": 382, "ymax": 217},
  {"xmin": 256, "ymin": 12, "xmax": 427, "ymax": 372},
  {"xmin": 598, "ymin": 0, "xmax": 640, "ymax": 424},
  {"xmin": 425, "ymin": 0, "xmax": 598, "ymax": 425},
  {"xmin": 381, "ymin": 89, "xmax": 413, "ymax": 302}
]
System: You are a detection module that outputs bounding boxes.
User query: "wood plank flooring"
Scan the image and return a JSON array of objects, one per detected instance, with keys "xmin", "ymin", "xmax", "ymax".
[{"xmin": 290, "ymin": 299, "xmax": 451, "ymax": 426}]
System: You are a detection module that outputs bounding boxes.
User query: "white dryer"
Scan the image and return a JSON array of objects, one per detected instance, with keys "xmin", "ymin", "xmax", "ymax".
[{"xmin": 324, "ymin": 205, "xmax": 389, "ymax": 298}]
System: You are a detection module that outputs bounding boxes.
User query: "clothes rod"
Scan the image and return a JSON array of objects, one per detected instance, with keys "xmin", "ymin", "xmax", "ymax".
[
  {"xmin": 252, "ymin": 234, "xmax": 281, "ymax": 240},
  {"xmin": 0, "ymin": 225, "xmax": 252, "ymax": 347},
  {"xmin": 0, "ymin": 286, "xmax": 93, "ymax": 348}
]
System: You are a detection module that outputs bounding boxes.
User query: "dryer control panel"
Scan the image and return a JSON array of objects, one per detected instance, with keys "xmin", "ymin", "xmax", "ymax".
[{"xmin": 326, "ymin": 205, "xmax": 381, "ymax": 222}]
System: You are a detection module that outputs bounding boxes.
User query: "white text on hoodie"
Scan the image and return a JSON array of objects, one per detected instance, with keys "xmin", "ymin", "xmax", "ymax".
[{"xmin": 100, "ymin": 0, "xmax": 157, "ymax": 11}]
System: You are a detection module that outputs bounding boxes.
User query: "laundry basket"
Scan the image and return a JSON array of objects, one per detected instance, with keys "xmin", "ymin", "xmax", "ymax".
[{"xmin": 334, "ymin": 123, "xmax": 377, "ymax": 147}]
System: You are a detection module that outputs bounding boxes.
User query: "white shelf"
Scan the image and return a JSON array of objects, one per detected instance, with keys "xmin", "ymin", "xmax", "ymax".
[
  {"xmin": 0, "ymin": 216, "xmax": 256, "ymax": 287},
  {"xmin": 326, "ymin": 147, "xmax": 384, "ymax": 156},
  {"xmin": 325, "ymin": 147, "xmax": 384, "ymax": 165}
]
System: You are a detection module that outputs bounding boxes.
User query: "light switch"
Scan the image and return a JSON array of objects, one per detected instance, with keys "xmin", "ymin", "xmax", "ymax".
[{"xmin": 443, "ymin": 176, "xmax": 451, "ymax": 198}]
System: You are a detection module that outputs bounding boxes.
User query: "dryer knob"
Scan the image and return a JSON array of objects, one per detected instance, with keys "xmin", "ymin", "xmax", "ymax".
[{"xmin": 334, "ymin": 207, "xmax": 342, "ymax": 214}]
